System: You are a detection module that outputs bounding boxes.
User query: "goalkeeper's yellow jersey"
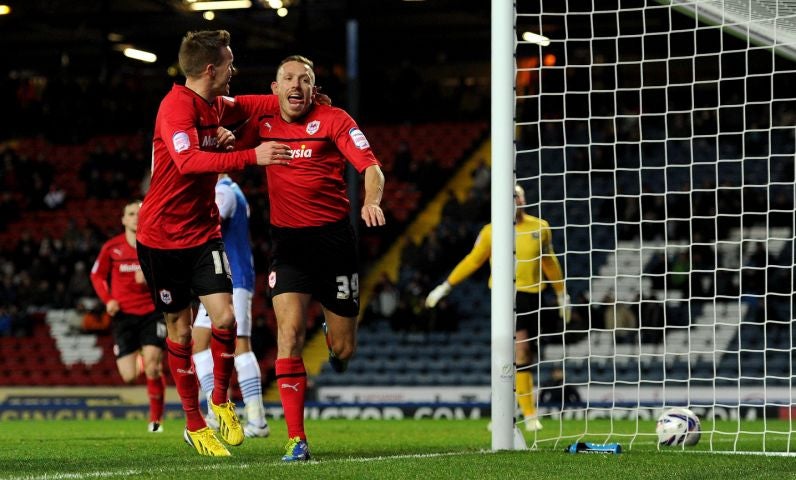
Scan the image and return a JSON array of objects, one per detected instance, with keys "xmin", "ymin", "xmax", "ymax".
[{"xmin": 446, "ymin": 213, "xmax": 564, "ymax": 294}]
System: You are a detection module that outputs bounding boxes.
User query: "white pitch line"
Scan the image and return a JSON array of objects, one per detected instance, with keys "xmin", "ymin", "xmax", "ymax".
[
  {"xmin": 0, "ymin": 451, "xmax": 492, "ymax": 480},
  {"xmin": 6, "ymin": 447, "xmax": 795, "ymax": 479}
]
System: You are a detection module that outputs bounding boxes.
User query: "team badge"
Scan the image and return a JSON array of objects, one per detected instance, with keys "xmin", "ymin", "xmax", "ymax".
[
  {"xmin": 268, "ymin": 271, "xmax": 277, "ymax": 288},
  {"xmin": 532, "ymin": 232, "xmax": 540, "ymax": 239},
  {"xmin": 348, "ymin": 128, "xmax": 370, "ymax": 149},
  {"xmin": 306, "ymin": 120, "xmax": 320, "ymax": 135},
  {"xmin": 172, "ymin": 131, "xmax": 190, "ymax": 153},
  {"xmin": 159, "ymin": 289, "xmax": 173, "ymax": 305}
]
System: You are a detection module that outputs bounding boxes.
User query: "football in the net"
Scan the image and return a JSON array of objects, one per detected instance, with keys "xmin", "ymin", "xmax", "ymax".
[{"xmin": 656, "ymin": 407, "xmax": 701, "ymax": 447}]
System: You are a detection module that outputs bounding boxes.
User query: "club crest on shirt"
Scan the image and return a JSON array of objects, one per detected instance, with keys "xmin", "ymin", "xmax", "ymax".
[
  {"xmin": 159, "ymin": 289, "xmax": 173, "ymax": 305},
  {"xmin": 306, "ymin": 120, "xmax": 320, "ymax": 135},
  {"xmin": 172, "ymin": 131, "xmax": 190, "ymax": 153},
  {"xmin": 348, "ymin": 127, "xmax": 370, "ymax": 149},
  {"xmin": 532, "ymin": 232, "xmax": 540, "ymax": 239}
]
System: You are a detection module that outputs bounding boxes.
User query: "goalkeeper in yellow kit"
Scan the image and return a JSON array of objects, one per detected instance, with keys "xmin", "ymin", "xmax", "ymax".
[{"xmin": 425, "ymin": 184, "xmax": 569, "ymax": 431}]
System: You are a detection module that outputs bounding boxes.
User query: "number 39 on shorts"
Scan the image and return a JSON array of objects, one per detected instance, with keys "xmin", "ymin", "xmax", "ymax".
[{"xmin": 335, "ymin": 273, "xmax": 359, "ymax": 300}]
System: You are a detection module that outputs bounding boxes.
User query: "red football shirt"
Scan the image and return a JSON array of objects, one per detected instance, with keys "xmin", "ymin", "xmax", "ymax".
[
  {"xmin": 231, "ymin": 97, "xmax": 381, "ymax": 228},
  {"xmin": 90, "ymin": 234, "xmax": 154, "ymax": 316},
  {"xmin": 137, "ymin": 84, "xmax": 258, "ymax": 249}
]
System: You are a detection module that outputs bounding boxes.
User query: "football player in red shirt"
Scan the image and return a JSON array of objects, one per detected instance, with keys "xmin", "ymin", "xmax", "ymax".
[
  {"xmin": 90, "ymin": 200, "xmax": 166, "ymax": 434},
  {"xmin": 136, "ymin": 30, "xmax": 290, "ymax": 457},
  {"xmin": 223, "ymin": 55, "xmax": 386, "ymax": 461}
]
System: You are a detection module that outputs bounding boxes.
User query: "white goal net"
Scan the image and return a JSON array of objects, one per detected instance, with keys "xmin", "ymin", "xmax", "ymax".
[{"xmin": 504, "ymin": 0, "xmax": 796, "ymax": 452}]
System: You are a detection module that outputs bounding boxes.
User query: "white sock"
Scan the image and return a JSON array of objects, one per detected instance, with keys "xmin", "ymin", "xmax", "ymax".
[
  {"xmin": 235, "ymin": 352, "xmax": 265, "ymax": 424},
  {"xmin": 192, "ymin": 348, "xmax": 215, "ymax": 401}
]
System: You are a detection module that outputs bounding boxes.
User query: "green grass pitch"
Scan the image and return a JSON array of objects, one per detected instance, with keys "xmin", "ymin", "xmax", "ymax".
[{"xmin": 0, "ymin": 418, "xmax": 794, "ymax": 479}]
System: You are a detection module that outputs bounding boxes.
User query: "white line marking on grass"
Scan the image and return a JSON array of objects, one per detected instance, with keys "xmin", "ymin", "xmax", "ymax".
[
  {"xmin": 2, "ymin": 451, "xmax": 495, "ymax": 480},
  {"xmin": 690, "ymin": 450, "xmax": 796, "ymax": 458}
]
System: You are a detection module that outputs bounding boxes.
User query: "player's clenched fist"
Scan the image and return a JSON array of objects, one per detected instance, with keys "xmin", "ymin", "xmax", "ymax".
[
  {"xmin": 255, "ymin": 142, "xmax": 292, "ymax": 166},
  {"xmin": 216, "ymin": 127, "xmax": 236, "ymax": 151}
]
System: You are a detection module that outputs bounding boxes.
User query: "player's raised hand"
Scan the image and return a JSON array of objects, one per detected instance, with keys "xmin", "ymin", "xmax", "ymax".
[
  {"xmin": 361, "ymin": 203, "xmax": 385, "ymax": 227},
  {"xmin": 254, "ymin": 142, "xmax": 292, "ymax": 166},
  {"xmin": 216, "ymin": 127, "xmax": 236, "ymax": 151}
]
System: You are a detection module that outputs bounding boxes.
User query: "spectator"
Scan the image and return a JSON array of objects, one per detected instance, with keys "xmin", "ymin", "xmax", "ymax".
[
  {"xmin": 602, "ymin": 292, "xmax": 637, "ymax": 344},
  {"xmin": 363, "ymin": 272, "xmax": 400, "ymax": 325},
  {"xmin": 43, "ymin": 183, "xmax": 66, "ymax": 209}
]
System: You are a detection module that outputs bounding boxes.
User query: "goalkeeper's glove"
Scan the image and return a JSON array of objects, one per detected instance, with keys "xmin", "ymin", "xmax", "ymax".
[
  {"xmin": 425, "ymin": 281, "xmax": 452, "ymax": 308},
  {"xmin": 557, "ymin": 291, "xmax": 571, "ymax": 324}
]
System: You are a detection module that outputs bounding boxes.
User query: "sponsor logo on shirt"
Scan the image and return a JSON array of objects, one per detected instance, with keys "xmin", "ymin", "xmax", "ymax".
[
  {"xmin": 119, "ymin": 263, "xmax": 140, "ymax": 273},
  {"xmin": 349, "ymin": 127, "xmax": 370, "ymax": 150},
  {"xmin": 201, "ymin": 135, "xmax": 217, "ymax": 148},
  {"xmin": 172, "ymin": 131, "xmax": 190, "ymax": 153},
  {"xmin": 289, "ymin": 145, "xmax": 312, "ymax": 158},
  {"xmin": 268, "ymin": 271, "xmax": 276, "ymax": 288},
  {"xmin": 306, "ymin": 120, "xmax": 320, "ymax": 135},
  {"xmin": 264, "ymin": 121, "xmax": 272, "ymax": 132}
]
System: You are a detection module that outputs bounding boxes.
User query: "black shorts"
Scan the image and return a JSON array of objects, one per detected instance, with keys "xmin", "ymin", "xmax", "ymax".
[
  {"xmin": 516, "ymin": 291, "xmax": 541, "ymax": 339},
  {"xmin": 112, "ymin": 311, "xmax": 167, "ymax": 358},
  {"xmin": 137, "ymin": 239, "xmax": 232, "ymax": 313},
  {"xmin": 268, "ymin": 219, "xmax": 360, "ymax": 317}
]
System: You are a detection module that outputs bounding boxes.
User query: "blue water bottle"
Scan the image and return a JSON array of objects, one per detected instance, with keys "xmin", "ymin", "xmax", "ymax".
[{"xmin": 564, "ymin": 442, "xmax": 622, "ymax": 454}]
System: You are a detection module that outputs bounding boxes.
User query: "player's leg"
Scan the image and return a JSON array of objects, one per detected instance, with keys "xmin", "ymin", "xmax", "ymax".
[
  {"xmin": 164, "ymin": 308, "xmax": 204, "ymax": 428},
  {"xmin": 322, "ymin": 309, "xmax": 357, "ymax": 373},
  {"xmin": 272, "ymin": 291, "xmax": 312, "ymax": 462},
  {"xmin": 141, "ymin": 344, "xmax": 165, "ymax": 432},
  {"xmin": 113, "ymin": 313, "xmax": 143, "ymax": 383},
  {"xmin": 140, "ymin": 312, "xmax": 167, "ymax": 433},
  {"xmin": 137, "ymin": 241, "xmax": 229, "ymax": 456},
  {"xmin": 115, "ymin": 352, "xmax": 140, "ymax": 383},
  {"xmin": 515, "ymin": 328, "xmax": 541, "ymax": 430},
  {"xmin": 192, "ymin": 239, "xmax": 243, "ymax": 446},
  {"xmin": 191, "ymin": 304, "xmax": 216, "ymax": 427},
  {"xmin": 200, "ymin": 291, "xmax": 244, "ymax": 446},
  {"xmin": 515, "ymin": 292, "xmax": 542, "ymax": 431},
  {"xmin": 317, "ymin": 220, "xmax": 361, "ymax": 374},
  {"xmin": 232, "ymin": 287, "xmax": 269, "ymax": 437}
]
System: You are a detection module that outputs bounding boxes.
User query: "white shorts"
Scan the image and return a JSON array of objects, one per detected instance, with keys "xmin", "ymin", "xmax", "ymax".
[{"xmin": 193, "ymin": 288, "xmax": 253, "ymax": 337}]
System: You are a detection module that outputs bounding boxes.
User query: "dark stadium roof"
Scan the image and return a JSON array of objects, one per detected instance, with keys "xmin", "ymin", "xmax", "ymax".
[{"xmin": 1, "ymin": 0, "xmax": 491, "ymax": 76}]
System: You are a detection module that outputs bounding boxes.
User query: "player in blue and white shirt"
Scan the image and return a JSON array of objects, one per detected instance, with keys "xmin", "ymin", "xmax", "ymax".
[{"xmin": 193, "ymin": 173, "xmax": 269, "ymax": 438}]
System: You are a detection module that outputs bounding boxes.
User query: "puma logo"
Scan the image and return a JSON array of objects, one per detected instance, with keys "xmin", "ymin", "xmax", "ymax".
[{"xmin": 280, "ymin": 383, "xmax": 299, "ymax": 392}]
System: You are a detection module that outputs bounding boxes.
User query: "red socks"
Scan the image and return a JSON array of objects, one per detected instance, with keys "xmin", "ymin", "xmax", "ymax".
[
  {"xmin": 210, "ymin": 325, "xmax": 237, "ymax": 406},
  {"xmin": 146, "ymin": 375, "xmax": 166, "ymax": 423},
  {"xmin": 275, "ymin": 357, "xmax": 307, "ymax": 440},
  {"xmin": 166, "ymin": 338, "xmax": 204, "ymax": 431}
]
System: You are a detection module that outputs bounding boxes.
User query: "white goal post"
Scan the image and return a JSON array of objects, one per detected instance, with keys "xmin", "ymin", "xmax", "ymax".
[{"xmin": 493, "ymin": 0, "xmax": 796, "ymax": 452}]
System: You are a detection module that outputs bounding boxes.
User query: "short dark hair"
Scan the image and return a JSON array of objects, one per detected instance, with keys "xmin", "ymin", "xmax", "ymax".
[
  {"xmin": 123, "ymin": 199, "xmax": 142, "ymax": 214},
  {"xmin": 178, "ymin": 30, "xmax": 231, "ymax": 78}
]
